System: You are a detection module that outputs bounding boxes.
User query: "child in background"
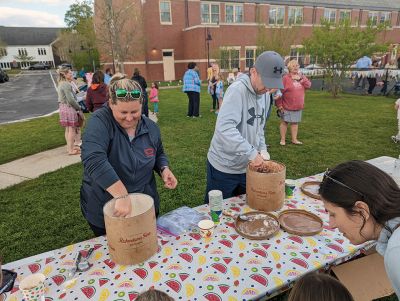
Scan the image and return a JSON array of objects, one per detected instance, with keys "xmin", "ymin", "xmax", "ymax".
[
  {"xmin": 288, "ymin": 273, "xmax": 354, "ymax": 301},
  {"xmin": 215, "ymin": 74, "xmax": 224, "ymax": 114},
  {"xmin": 392, "ymin": 98, "xmax": 400, "ymax": 143},
  {"xmin": 149, "ymin": 82, "xmax": 159, "ymax": 115}
]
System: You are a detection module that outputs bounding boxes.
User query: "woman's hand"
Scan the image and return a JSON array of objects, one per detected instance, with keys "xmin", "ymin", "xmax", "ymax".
[
  {"xmin": 161, "ymin": 168, "xmax": 178, "ymax": 189},
  {"xmin": 113, "ymin": 195, "xmax": 132, "ymax": 217}
]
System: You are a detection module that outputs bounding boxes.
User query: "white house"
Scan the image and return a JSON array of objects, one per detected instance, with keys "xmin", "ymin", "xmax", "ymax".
[{"xmin": 0, "ymin": 26, "xmax": 63, "ymax": 69}]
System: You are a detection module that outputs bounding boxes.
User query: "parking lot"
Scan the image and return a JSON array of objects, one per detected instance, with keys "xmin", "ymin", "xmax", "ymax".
[{"xmin": 0, "ymin": 70, "xmax": 59, "ymax": 124}]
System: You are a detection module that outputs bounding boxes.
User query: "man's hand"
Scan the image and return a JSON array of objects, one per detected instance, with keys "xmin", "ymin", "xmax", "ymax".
[
  {"xmin": 162, "ymin": 168, "xmax": 178, "ymax": 189},
  {"xmin": 113, "ymin": 196, "xmax": 132, "ymax": 218},
  {"xmin": 250, "ymin": 153, "xmax": 264, "ymax": 169},
  {"xmin": 260, "ymin": 150, "xmax": 270, "ymax": 160}
]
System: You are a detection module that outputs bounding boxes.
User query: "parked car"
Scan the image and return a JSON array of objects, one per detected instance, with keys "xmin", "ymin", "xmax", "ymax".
[
  {"xmin": 29, "ymin": 63, "xmax": 51, "ymax": 70},
  {"xmin": 0, "ymin": 67, "xmax": 9, "ymax": 83},
  {"xmin": 59, "ymin": 63, "xmax": 72, "ymax": 69}
]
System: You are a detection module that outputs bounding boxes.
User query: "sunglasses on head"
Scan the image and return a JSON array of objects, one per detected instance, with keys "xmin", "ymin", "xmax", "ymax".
[
  {"xmin": 323, "ymin": 168, "xmax": 364, "ymax": 197},
  {"xmin": 0, "ymin": 269, "xmax": 17, "ymax": 294},
  {"xmin": 115, "ymin": 89, "xmax": 142, "ymax": 99}
]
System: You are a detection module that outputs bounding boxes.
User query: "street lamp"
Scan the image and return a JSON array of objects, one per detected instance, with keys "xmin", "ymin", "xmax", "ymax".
[{"xmin": 206, "ymin": 29, "xmax": 212, "ymax": 67}]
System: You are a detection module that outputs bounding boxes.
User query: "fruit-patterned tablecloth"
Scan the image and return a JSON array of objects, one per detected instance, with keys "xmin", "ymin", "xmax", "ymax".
[{"xmin": 4, "ymin": 175, "xmax": 371, "ymax": 301}]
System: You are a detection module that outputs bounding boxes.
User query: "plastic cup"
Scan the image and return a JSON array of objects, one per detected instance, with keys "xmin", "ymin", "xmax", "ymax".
[
  {"xmin": 208, "ymin": 190, "xmax": 223, "ymax": 223},
  {"xmin": 19, "ymin": 273, "xmax": 46, "ymax": 301},
  {"xmin": 285, "ymin": 179, "xmax": 296, "ymax": 198},
  {"xmin": 198, "ymin": 219, "xmax": 215, "ymax": 237}
]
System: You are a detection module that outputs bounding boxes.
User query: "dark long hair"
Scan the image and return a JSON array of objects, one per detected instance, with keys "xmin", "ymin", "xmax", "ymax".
[
  {"xmin": 288, "ymin": 273, "xmax": 354, "ymax": 301},
  {"xmin": 319, "ymin": 160, "xmax": 400, "ymax": 234}
]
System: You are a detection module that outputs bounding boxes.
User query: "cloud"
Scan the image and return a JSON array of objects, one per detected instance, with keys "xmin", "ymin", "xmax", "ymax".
[{"xmin": 0, "ymin": 7, "xmax": 65, "ymax": 27}]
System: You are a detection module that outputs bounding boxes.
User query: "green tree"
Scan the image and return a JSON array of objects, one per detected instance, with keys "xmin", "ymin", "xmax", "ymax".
[
  {"xmin": 304, "ymin": 20, "xmax": 387, "ymax": 97},
  {"xmin": 64, "ymin": 0, "xmax": 93, "ymax": 29},
  {"xmin": 13, "ymin": 53, "xmax": 34, "ymax": 67},
  {"xmin": 58, "ymin": 0, "xmax": 98, "ymax": 71},
  {"xmin": 256, "ymin": 25, "xmax": 299, "ymax": 58},
  {"xmin": 94, "ymin": 0, "xmax": 145, "ymax": 73},
  {"xmin": 0, "ymin": 38, "xmax": 7, "ymax": 60}
]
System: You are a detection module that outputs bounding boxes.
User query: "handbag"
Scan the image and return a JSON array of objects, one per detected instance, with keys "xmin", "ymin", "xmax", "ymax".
[{"xmin": 77, "ymin": 111, "xmax": 86, "ymax": 128}]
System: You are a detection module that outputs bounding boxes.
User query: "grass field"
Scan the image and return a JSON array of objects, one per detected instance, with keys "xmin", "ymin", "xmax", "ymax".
[{"xmin": 0, "ymin": 88, "xmax": 399, "ymax": 300}]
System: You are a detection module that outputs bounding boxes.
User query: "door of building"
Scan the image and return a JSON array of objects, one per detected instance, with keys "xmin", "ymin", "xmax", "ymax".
[{"xmin": 162, "ymin": 50, "xmax": 175, "ymax": 81}]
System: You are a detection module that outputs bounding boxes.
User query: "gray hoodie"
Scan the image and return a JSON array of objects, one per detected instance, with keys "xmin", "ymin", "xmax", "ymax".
[{"xmin": 207, "ymin": 73, "xmax": 270, "ymax": 174}]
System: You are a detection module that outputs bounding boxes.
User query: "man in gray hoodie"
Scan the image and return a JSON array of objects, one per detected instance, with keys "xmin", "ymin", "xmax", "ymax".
[{"xmin": 205, "ymin": 51, "xmax": 285, "ymax": 202}]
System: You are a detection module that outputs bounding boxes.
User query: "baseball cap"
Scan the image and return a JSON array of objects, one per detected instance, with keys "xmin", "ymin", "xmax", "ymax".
[{"xmin": 254, "ymin": 51, "xmax": 285, "ymax": 89}]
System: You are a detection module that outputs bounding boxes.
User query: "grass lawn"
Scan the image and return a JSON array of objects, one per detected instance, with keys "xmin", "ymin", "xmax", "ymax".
[{"xmin": 0, "ymin": 88, "xmax": 399, "ymax": 300}]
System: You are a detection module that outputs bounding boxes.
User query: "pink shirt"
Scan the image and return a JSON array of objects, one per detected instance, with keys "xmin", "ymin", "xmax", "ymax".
[
  {"xmin": 149, "ymin": 87, "xmax": 159, "ymax": 102},
  {"xmin": 276, "ymin": 74, "xmax": 311, "ymax": 111}
]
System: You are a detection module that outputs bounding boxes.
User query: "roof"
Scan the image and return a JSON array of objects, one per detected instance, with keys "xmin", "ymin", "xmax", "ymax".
[
  {"xmin": 0, "ymin": 27, "xmax": 64, "ymax": 46},
  {"xmin": 205, "ymin": 0, "xmax": 400, "ymax": 11}
]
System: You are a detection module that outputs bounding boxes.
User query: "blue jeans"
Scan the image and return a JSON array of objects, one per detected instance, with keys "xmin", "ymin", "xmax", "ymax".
[
  {"xmin": 153, "ymin": 102, "xmax": 159, "ymax": 113},
  {"xmin": 204, "ymin": 160, "xmax": 246, "ymax": 203}
]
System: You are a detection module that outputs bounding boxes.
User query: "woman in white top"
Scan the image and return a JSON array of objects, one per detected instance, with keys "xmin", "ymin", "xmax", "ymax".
[{"xmin": 319, "ymin": 160, "xmax": 400, "ymax": 298}]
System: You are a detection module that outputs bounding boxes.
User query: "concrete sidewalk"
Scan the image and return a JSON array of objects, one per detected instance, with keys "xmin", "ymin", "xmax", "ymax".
[{"xmin": 0, "ymin": 112, "xmax": 158, "ymax": 190}]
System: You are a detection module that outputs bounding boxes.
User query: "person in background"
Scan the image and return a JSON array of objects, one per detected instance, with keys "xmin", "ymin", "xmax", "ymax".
[
  {"xmin": 276, "ymin": 59, "xmax": 311, "ymax": 146},
  {"xmin": 215, "ymin": 74, "xmax": 224, "ymax": 114},
  {"xmin": 79, "ymin": 67, "xmax": 86, "ymax": 81},
  {"xmin": 287, "ymin": 272, "xmax": 354, "ymax": 301},
  {"xmin": 367, "ymin": 60, "xmax": 383, "ymax": 95},
  {"xmin": 208, "ymin": 65, "xmax": 218, "ymax": 112},
  {"xmin": 136, "ymin": 289, "xmax": 174, "ymax": 301},
  {"xmin": 80, "ymin": 74, "xmax": 177, "ymax": 236},
  {"xmin": 57, "ymin": 66, "xmax": 82, "ymax": 155},
  {"xmin": 392, "ymin": 98, "xmax": 400, "ymax": 143},
  {"xmin": 131, "ymin": 68, "xmax": 149, "ymax": 117},
  {"xmin": 205, "ymin": 51, "xmax": 284, "ymax": 202},
  {"xmin": 85, "ymin": 70, "xmax": 109, "ymax": 112},
  {"xmin": 207, "ymin": 64, "xmax": 213, "ymax": 82},
  {"xmin": 354, "ymin": 55, "xmax": 372, "ymax": 90},
  {"xmin": 236, "ymin": 67, "xmax": 242, "ymax": 79},
  {"xmin": 319, "ymin": 160, "xmax": 400, "ymax": 298},
  {"xmin": 104, "ymin": 68, "xmax": 113, "ymax": 85},
  {"xmin": 182, "ymin": 62, "xmax": 201, "ymax": 118},
  {"xmin": 149, "ymin": 82, "xmax": 159, "ymax": 115}
]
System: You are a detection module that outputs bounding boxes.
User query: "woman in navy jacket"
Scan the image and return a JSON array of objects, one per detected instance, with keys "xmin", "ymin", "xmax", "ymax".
[{"xmin": 80, "ymin": 73, "xmax": 178, "ymax": 236}]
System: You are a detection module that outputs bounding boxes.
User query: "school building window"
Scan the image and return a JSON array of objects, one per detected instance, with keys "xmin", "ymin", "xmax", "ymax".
[
  {"xmin": 201, "ymin": 2, "xmax": 219, "ymax": 24},
  {"xmin": 0, "ymin": 48, "xmax": 7, "ymax": 56},
  {"xmin": 220, "ymin": 47, "xmax": 240, "ymax": 70},
  {"xmin": 269, "ymin": 6, "xmax": 284, "ymax": 26},
  {"xmin": 38, "ymin": 48, "xmax": 47, "ymax": 55},
  {"xmin": 159, "ymin": 1, "xmax": 171, "ymax": 24},
  {"xmin": 339, "ymin": 10, "xmax": 351, "ymax": 23},
  {"xmin": 368, "ymin": 11, "xmax": 379, "ymax": 26},
  {"xmin": 288, "ymin": 7, "xmax": 303, "ymax": 25},
  {"xmin": 18, "ymin": 48, "xmax": 28, "ymax": 56},
  {"xmin": 324, "ymin": 9, "xmax": 336, "ymax": 23},
  {"xmin": 290, "ymin": 46, "xmax": 305, "ymax": 67},
  {"xmin": 225, "ymin": 4, "xmax": 243, "ymax": 23},
  {"xmin": 380, "ymin": 12, "xmax": 391, "ymax": 24},
  {"xmin": 245, "ymin": 48, "xmax": 256, "ymax": 69}
]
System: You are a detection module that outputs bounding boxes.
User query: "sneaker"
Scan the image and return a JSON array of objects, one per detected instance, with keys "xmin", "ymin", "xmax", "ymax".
[{"xmin": 391, "ymin": 135, "xmax": 400, "ymax": 143}]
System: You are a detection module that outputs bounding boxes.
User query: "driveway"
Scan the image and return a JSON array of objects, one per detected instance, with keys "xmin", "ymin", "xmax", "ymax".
[{"xmin": 0, "ymin": 70, "xmax": 59, "ymax": 124}]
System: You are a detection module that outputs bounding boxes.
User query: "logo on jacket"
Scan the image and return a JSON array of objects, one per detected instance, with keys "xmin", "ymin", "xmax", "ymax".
[
  {"xmin": 247, "ymin": 107, "xmax": 265, "ymax": 126},
  {"xmin": 144, "ymin": 148, "xmax": 155, "ymax": 157}
]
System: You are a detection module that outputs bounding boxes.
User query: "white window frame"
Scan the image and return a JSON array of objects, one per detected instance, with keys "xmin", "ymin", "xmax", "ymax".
[
  {"xmin": 290, "ymin": 45, "xmax": 305, "ymax": 66},
  {"xmin": 380, "ymin": 12, "xmax": 391, "ymax": 24},
  {"xmin": 339, "ymin": 10, "xmax": 351, "ymax": 23},
  {"xmin": 225, "ymin": 4, "xmax": 243, "ymax": 24},
  {"xmin": 220, "ymin": 46, "xmax": 240, "ymax": 71},
  {"xmin": 159, "ymin": 0, "xmax": 172, "ymax": 24},
  {"xmin": 324, "ymin": 9, "xmax": 336, "ymax": 23},
  {"xmin": 368, "ymin": 11, "xmax": 379, "ymax": 26},
  {"xmin": 245, "ymin": 47, "xmax": 257, "ymax": 69},
  {"xmin": 288, "ymin": 6, "xmax": 303, "ymax": 25},
  {"xmin": 201, "ymin": 2, "xmax": 220, "ymax": 24},
  {"xmin": 269, "ymin": 6, "xmax": 285, "ymax": 26}
]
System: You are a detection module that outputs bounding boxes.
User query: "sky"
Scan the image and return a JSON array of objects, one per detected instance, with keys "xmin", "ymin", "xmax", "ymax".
[{"xmin": 0, "ymin": 0, "xmax": 76, "ymax": 27}]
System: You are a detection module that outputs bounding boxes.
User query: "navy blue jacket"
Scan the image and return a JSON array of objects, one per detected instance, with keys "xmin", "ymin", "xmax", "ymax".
[{"xmin": 80, "ymin": 106, "xmax": 169, "ymax": 228}]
